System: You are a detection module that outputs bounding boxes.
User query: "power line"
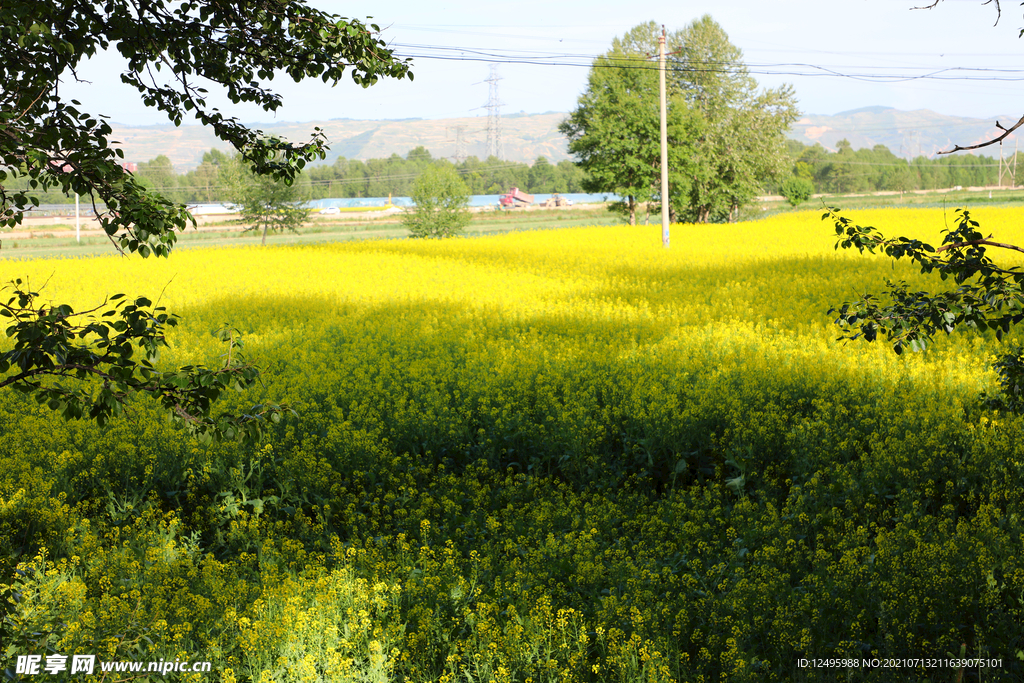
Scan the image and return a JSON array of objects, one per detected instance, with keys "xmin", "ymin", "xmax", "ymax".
[{"xmin": 388, "ymin": 41, "xmax": 1024, "ymax": 84}]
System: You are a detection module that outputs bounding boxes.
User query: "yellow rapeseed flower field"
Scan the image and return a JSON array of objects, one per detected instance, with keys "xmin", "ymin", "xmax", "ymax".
[
  {"xmin": 9, "ymin": 207, "xmax": 1024, "ymax": 380},
  {"xmin": 3, "ymin": 207, "xmax": 1024, "ymax": 682}
]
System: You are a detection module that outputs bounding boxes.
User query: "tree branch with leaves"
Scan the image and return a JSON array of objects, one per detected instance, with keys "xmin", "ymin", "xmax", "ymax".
[
  {"xmin": 827, "ymin": 207, "xmax": 1024, "ymax": 353},
  {"xmin": 827, "ymin": 207, "xmax": 1024, "ymax": 411},
  {"xmin": 0, "ymin": 280, "xmax": 291, "ymax": 443},
  {"xmin": 0, "ymin": 0, "xmax": 412, "ymax": 440}
]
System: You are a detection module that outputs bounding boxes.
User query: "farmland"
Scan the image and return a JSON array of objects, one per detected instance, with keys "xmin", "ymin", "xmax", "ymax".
[{"xmin": 2, "ymin": 208, "xmax": 1024, "ymax": 682}]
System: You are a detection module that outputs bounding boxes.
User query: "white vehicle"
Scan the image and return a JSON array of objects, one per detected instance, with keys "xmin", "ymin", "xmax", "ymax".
[{"xmin": 320, "ymin": 206, "xmax": 340, "ymax": 215}]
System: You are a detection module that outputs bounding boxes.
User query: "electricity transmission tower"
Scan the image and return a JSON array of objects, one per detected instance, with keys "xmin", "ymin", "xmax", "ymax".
[
  {"xmin": 447, "ymin": 124, "xmax": 467, "ymax": 164},
  {"xmin": 899, "ymin": 129, "xmax": 921, "ymax": 159},
  {"xmin": 998, "ymin": 138, "xmax": 1018, "ymax": 188},
  {"xmin": 484, "ymin": 65, "xmax": 505, "ymax": 161}
]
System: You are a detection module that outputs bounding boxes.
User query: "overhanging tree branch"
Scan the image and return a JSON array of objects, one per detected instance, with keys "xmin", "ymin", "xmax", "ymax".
[
  {"xmin": 913, "ymin": 0, "xmax": 1022, "ymax": 153},
  {"xmin": 936, "ymin": 236, "xmax": 1024, "ymax": 255},
  {"xmin": 0, "ymin": 280, "xmax": 291, "ymax": 443},
  {"xmin": 1, "ymin": 0, "xmax": 412, "ymax": 440},
  {"xmin": 937, "ymin": 114, "xmax": 1024, "ymax": 155},
  {"xmin": 911, "ymin": 0, "xmax": 1003, "ymax": 24},
  {"xmin": 825, "ymin": 206, "xmax": 1024, "ymax": 355}
]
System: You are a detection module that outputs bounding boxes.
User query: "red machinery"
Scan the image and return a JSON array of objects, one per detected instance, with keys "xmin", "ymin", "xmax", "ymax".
[{"xmin": 499, "ymin": 187, "xmax": 534, "ymax": 208}]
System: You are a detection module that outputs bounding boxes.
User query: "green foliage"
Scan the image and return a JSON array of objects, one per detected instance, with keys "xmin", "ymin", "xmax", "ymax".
[
  {"xmin": 0, "ymin": 280, "xmax": 290, "ymax": 443},
  {"xmin": 672, "ymin": 16, "xmax": 800, "ymax": 223},
  {"xmin": 881, "ymin": 163, "xmax": 915, "ymax": 195},
  {"xmin": 785, "ymin": 139, "xmax": 1008, "ymax": 195},
  {"xmin": 559, "ymin": 27, "xmax": 696, "ymax": 225},
  {"xmin": 403, "ymin": 165, "xmax": 471, "ymax": 239},
  {"xmin": 1, "ymin": 0, "xmax": 410, "ymax": 235},
  {"xmin": 827, "ymin": 206, "xmax": 1024, "ymax": 415},
  {"xmin": 135, "ymin": 155, "xmax": 180, "ymax": 202},
  {"xmin": 76, "ymin": 149, "xmax": 585, "ymax": 206},
  {"xmin": 225, "ymin": 156, "xmax": 312, "ymax": 245},
  {"xmin": 827, "ymin": 207, "xmax": 1024, "ymax": 353},
  {"xmin": 780, "ymin": 176, "xmax": 814, "ymax": 207},
  {"xmin": 285, "ymin": 151, "xmax": 582, "ymax": 202},
  {"xmin": 981, "ymin": 345, "xmax": 1024, "ymax": 413},
  {"xmin": 1, "ymin": 0, "xmax": 409, "ymax": 431},
  {"xmin": 561, "ymin": 18, "xmax": 798, "ymax": 225}
]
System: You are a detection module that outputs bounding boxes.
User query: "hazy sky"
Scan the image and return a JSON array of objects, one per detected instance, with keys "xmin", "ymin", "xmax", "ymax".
[{"xmin": 60, "ymin": 0, "xmax": 1024, "ymax": 126}]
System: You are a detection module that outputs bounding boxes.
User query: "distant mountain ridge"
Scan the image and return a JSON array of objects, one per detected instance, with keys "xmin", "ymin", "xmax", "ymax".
[
  {"xmin": 788, "ymin": 107, "xmax": 1017, "ymax": 158},
  {"xmin": 110, "ymin": 113, "xmax": 572, "ymax": 172},
  {"xmin": 108, "ymin": 107, "xmax": 1019, "ymax": 172}
]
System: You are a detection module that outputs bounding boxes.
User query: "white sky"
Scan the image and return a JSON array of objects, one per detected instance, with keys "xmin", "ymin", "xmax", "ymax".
[{"xmin": 59, "ymin": 0, "xmax": 1024, "ymax": 126}]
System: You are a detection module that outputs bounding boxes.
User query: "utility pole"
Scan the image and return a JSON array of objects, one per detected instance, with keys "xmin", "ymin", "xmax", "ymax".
[{"xmin": 659, "ymin": 26, "xmax": 669, "ymax": 248}]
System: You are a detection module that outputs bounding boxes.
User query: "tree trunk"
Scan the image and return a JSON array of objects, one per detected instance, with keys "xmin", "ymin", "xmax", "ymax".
[
  {"xmin": 261, "ymin": 222, "xmax": 268, "ymax": 246},
  {"xmin": 628, "ymin": 195, "xmax": 636, "ymax": 226}
]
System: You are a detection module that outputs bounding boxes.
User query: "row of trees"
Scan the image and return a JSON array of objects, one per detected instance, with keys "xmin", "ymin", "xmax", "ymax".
[
  {"xmin": 783, "ymin": 139, "xmax": 1005, "ymax": 196},
  {"xmin": 11, "ymin": 148, "xmax": 585, "ymax": 206},
  {"xmin": 4, "ymin": 148, "xmax": 585, "ymax": 207},
  {"xmin": 306, "ymin": 149, "xmax": 585, "ymax": 199},
  {"xmin": 13, "ymin": 138, "xmax": 1011, "ymax": 218},
  {"xmin": 131, "ymin": 130, "xmax": 1018, "ymax": 214}
]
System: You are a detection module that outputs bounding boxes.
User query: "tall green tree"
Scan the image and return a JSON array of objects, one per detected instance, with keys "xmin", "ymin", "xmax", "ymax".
[
  {"xmin": 0, "ymin": 0, "xmax": 410, "ymax": 440},
  {"xmin": 672, "ymin": 16, "xmax": 800, "ymax": 222},
  {"xmin": 556, "ymin": 160, "xmax": 586, "ymax": 193},
  {"xmin": 562, "ymin": 18, "xmax": 795, "ymax": 225},
  {"xmin": 560, "ymin": 27, "xmax": 696, "ymax": 225},
  {"xmin": 135, "ymin": 155, "xmax": 179, "ymax": 201}
]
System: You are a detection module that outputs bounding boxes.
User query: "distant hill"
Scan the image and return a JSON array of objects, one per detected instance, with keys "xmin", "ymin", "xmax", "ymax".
[
  {"xmin": 108, "ymin": 107, "xmax": 1022, "ymax": 172},
  {"xmin": 787, "ymin": 107, "xmax": 1018, "ymax": 158},
  {"xmin": 110, "ymin": 113, "xmax": 572, "ymax": 172}
]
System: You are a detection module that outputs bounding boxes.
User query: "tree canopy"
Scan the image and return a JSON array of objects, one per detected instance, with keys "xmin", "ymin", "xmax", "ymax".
[
  {"xmin": 559, "ymin": 25, "xmax": 697, "ymax": 225},
  {"xmin": 671, "ymin": 16, "xmax": 799, "ymax": 222},
  {"xmin": 0, "ymin": 0, "xmax": 411, "ymax": 440},
  {"xmin": 223, "ymin": 155, "xmax": 312, "ymax": 245},
  {"xmin": 561, "ymin": 17, "xmax": 797, "ymax": 225}
]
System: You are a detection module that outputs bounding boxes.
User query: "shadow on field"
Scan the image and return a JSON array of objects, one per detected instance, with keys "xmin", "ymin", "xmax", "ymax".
[
  {"xmin": 4, "ymin": 274, "xmax": 1023, "ymax": 683},
  {"xmin": 172, "ymin": 278, "xmax": 980, "ymax": 509}
]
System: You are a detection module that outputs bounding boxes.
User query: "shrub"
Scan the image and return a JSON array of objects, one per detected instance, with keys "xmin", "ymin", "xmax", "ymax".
[
  {"xmin": 403, "ymin": 165, "xmax": 470, "ymax": 239},
  {"xmin": 780, "ymin": 176, "xmax": 814, "ymax": 207}
]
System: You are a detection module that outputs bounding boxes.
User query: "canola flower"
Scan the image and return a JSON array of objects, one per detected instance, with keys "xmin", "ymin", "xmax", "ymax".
[{"xmin": 2, "ymin": 207, "xmax": 1024, "ymax": 682}]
